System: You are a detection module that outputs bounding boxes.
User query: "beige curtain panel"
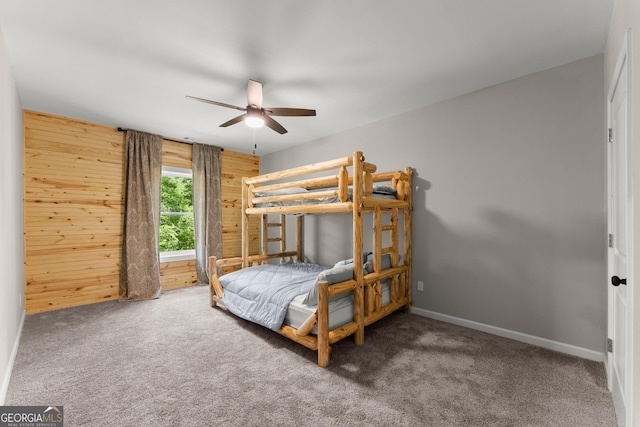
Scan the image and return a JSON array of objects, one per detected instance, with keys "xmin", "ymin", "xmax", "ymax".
[
  {"xmin": 192, "ymin": 143, "xmax": 223, "ymax": 284},
  {"xmin": 120, "ymin": 130, "xmax": 163, "ymax": 301}
]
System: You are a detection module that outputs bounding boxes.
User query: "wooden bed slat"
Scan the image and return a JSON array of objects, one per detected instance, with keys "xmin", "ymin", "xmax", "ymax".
[
  {"xmin": 328, "ymin": 322, "xmax": 359, "ymax": 344},
  {"xmin": 246, "ymin": 202, "xmax": 353, "ymax": 216},
  {"xmin": 245, "ymin": 156, "xmax": 353, "ymax": 185},
  {"xmin": 296, "ymin": 312, "xmax": 318, "ymax": 337},
  {"xmin": 278, "ymin": 326, "xmax": 318, "ymax": 351},
  {"xmin": 253, "ymin": 189, "xmax": 339, "ymax": 204},
  {"xmin": 254, "ymin": 175, "xmax": 340, "ymax": 193}
]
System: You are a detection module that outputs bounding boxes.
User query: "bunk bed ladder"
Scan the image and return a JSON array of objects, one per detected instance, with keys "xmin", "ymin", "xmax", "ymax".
[
  {"xmin": 263, "ymin": 214, "xmax": 285, "ymax": 263},
  {"xmin": 261, "ymin": 214, "xmax": 303, "ymax": 263},
  {"xmin": 367, "ymin": 207, "xmax": 401, "ymax": 316}
]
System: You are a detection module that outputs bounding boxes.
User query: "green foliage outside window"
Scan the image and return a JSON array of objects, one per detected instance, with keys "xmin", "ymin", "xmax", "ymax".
[{"xmin": 160, "ymin": 175, "xmax": 194, "ymax": 252}]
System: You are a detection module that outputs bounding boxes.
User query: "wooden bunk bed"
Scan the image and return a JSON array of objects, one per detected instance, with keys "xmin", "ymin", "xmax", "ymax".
[{"xmin": 208, "ymin": 151, "xmax": 412, "ymax": 367}]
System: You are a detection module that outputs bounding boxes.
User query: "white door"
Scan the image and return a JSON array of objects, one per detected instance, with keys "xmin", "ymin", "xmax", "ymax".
[{"xmin": 607, "ymin": 36, "xmax": 632, "ymax": 427}]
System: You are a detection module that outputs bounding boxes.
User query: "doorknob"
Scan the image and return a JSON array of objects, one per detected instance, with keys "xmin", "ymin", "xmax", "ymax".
[{"xmin": 611, "ymin": 276, "xmax": 627, "ymax": 286}]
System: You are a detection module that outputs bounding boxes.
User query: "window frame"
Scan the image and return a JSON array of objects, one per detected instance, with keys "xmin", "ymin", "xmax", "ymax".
[{"xmin": 159, "ymin": 166, "xmax": 195, "ymax": 263}]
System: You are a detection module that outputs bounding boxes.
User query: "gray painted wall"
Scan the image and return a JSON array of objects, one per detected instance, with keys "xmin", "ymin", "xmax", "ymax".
[
  {"xmin": 0, "ymin": 23, "xmax": 24, "ymax": 403},
  {"xmin": 262, "ymin": 54, "xmax": 606, "ymax": 353}
]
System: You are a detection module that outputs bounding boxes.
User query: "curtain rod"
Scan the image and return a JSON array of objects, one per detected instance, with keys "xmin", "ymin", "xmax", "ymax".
[{"xmin": 116, "ymin": 127, "xmax": 223, "ymax": 151}]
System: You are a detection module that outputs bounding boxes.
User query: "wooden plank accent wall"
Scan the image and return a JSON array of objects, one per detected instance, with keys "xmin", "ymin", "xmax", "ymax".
[
  {"xmin": 222, "ymin": 150, "xmax": 260, "ymax": 258},
  {"xmin": 160, "ymin": 259, "xmax": 197, "ymax": 292},
  {"xmin": 24, "ymin": 110, "xmax": 259, "ymax": 314}
]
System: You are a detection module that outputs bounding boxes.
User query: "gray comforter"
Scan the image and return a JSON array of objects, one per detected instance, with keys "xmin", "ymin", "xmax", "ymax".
[{"xmin": 219, "ymin": 262, "xmax": 328, "ymax": 331}]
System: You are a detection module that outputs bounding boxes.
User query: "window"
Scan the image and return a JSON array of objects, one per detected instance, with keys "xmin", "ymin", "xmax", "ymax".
[{"xmin": 159, "ymin": 166, "xmax": 194, "ymax": 261}]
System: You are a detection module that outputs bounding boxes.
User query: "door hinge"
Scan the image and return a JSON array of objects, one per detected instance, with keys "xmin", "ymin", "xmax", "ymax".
[
  {"xmin": 608, "ymin": 233, "xmax": 613, "ymax": 248},
  {"xmin": 608, "ymin": 128, "xmax": 614, "ymax": 142},
  {"xmin": 607, "ymin": 338, "xmax": 613, "ymax": 353}
]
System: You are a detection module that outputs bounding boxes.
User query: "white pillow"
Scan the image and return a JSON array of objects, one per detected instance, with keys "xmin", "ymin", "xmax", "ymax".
[{"xmin": 303, "ymin": 263, "xmax": 354, "ymax": 306}]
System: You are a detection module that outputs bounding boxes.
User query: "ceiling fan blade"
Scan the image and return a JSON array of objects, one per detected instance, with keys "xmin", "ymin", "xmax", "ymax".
[
  {"xmin": 263, "ymin": 115, "xmax": 288, "ymax": 134},
  {"xmin": 265, "ymin": 107, "xmax": 316, "ymax": 117},
  {"xmin": 247, "ymin": 80, "xmax": 263, "ymax": 109},
  {"xmin": 186, "ymin": 95, "xmax": 246, "ymax": 112},
  {"xmin": 219, "ymin": 113, "xmax": 247, "ymax": 127}
]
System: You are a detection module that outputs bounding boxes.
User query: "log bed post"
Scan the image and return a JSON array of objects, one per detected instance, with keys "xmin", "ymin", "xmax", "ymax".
[
  {"xmin": 261, "ymin": 214, "xmax": 268, "ymax": 261},
  {"xmin": 242, "ymin": 177, "xmax": 250, "ymax": 268},
  {"xmin": 208, "ymin": 256, "xmax": 217, "ymax": 307},
  {"xmin": 317, "ymin": 280, "xmax": 330, "ymax": 367},
  {"xmin": 352, "ymin": 151, "xmax": 365, "ymax": 345},
  {"xmin": 280, "ymin": 214, "xmax": 286, "ymax": 261},
  {"xmin": 404, "ymin": 167, "xmax": 413, "ymax": 311},
  {"xmin": 296, "ymin": 215, "xmax": 303, "ymax": 262},
  {"xmin": 208, "ymin": 256, "xmax": 224, "ymax": 308}
]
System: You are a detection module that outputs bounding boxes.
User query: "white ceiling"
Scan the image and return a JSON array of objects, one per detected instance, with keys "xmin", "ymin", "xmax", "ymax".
[{"xmin": 0, "ymin": 1, "xmax": 612, "ymax": 155}]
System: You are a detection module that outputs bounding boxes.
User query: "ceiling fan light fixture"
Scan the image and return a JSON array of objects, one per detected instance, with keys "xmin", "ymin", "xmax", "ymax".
[
  {"xmin": 244, "ymin": 110, "xmax": 264, "ymax": 128},
  {"xmin": 245, "ymin": 115, "xmax": 264, "ymax": 128}
]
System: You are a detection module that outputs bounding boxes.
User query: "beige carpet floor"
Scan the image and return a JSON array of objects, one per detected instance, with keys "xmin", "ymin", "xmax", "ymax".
[{"xmin": 5, "ymin": 285, "xmax": 617, "ymax": 426}]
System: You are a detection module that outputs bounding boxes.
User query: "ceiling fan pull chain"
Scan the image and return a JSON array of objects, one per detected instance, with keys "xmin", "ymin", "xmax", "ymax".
[{"xmin": 252, "ymin": 128, "xmax": 257, "ymax": 155}]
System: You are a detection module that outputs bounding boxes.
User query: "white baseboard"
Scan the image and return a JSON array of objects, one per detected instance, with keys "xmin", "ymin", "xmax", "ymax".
[
  {"xmin": 411, "ymin": 307, "xmax": 604, "ymax": 362},
  {"xmin": 0, "ymin": 310, "xmax": 25, "ymax": 405}
]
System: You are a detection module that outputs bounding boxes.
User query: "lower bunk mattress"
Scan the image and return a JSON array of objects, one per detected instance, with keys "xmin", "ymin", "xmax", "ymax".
[
  {"xmin": 284, "ymin": 287, "xmax": 390, "ymax": 334},
  {"xmin": 217, "ymin": 261, "xmax": 390, "ymax": 334}
]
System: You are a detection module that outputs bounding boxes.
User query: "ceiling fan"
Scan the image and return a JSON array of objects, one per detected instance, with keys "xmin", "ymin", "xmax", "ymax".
[{"xmin": 186, "ymin": 80, "xmax": 316, "ymax": 134}]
